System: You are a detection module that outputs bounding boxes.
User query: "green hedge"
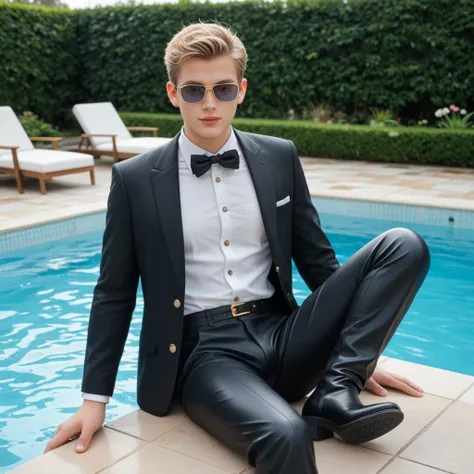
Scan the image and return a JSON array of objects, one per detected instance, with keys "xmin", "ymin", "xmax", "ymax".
[
  {"xmin": 2, "ymin": 0, "xmax": 474, "ymax": 126},
  {"xmin": 75, "ymin": 0, "xmax": 474, "ymax": 122},
  {"xmin": 0, "ymin": 4, "xmax": 79, "ymax": 126},
  {"xmin": 120, "ymin": 112, "xmax": 474, "ymax": 167}
]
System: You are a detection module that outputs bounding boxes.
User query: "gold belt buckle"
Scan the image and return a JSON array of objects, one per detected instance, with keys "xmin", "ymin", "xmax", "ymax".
[{"xmin": 231, "ymin": 302, "xmax": 251, "ymax": 317}]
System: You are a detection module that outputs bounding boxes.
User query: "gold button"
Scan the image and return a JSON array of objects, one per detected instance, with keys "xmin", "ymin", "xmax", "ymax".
[
  {"xmin": 224, "ymin": 240, "xmax": 230, "ymax": 246},
  {"xmin": 234, "ymin": 296, "xmax": 240, "ymax": 302},
  {"xmin": 169, "ymin": 344, "xmax": 176, "ymax": 353},
  {"xmin": 228, "ymin": 269, "xmax": 233, "ymax": 276},
  {"xmin": 223, "ymin": 207, "xmax": 228, "ymax": 212},
  {"xmin": 216, "ymin": 177, "xmax": 221, "ymax": 183},
  {"xmin": 275, "ymin": 266, "xmax": 280, "ymax": 273},
  {"xmin": 173, "ymin": 299, "xmax": 181, "ymax": 308}
]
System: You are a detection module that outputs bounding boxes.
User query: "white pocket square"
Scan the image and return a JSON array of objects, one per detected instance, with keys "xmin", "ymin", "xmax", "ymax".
[{"xmin": 276, "ymin": 195, "xmax": 290, "ymax": 207}]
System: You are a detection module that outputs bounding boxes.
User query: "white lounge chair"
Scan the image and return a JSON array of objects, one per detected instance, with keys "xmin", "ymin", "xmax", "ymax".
[
  {"xmin": 0, "ymin": 106, "xmax": 95, "ymax": 195},
  {"xmin": 72, "ymin": 102, "xmax": 172, "ymax": 162}
]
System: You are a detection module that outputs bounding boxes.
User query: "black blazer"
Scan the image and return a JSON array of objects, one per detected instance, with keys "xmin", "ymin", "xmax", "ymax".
[{"xmin": 81, "ymin": 128, "xmax": 340, "ymax": 416}]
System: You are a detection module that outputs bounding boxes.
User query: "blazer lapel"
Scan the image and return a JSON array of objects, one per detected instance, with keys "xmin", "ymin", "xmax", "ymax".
[
  {"xmin": 150, "ymin": 127, "xmax": 281, "ymax": 288},
  {"xmin": 234, "ymin": 128, "xmax": 281, "ymax": 265},
  {"xmin": 150, "ymin": 132, "xmax": 185, "ymax": 287}
]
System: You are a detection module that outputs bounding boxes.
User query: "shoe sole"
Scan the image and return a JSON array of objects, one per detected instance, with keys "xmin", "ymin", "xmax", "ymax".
[{"xmin": 303, "ymin": 409, "xmax": 404, "ymax": 445}]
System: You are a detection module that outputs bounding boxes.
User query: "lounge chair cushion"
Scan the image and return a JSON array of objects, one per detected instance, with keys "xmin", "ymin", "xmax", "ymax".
[
  {"xmin": 0, "ymin": 149, "xmax": 94, "ymax": 174},
  {"xmin": 72, "ymin": 102, "xmax": 133, "ymax": 148},
  {"xmin": 0, "ymin": 106, "xmax": 35, "ymax": 153},
  {"xmin": 95, "ymin": 137, "xmax": 172, "ymax": 154}
]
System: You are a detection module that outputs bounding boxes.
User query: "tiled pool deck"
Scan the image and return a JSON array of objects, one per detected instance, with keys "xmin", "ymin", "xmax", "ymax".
[{"xmin": 2, "ymin": 154, "xmax": 474, "ymax": 473}]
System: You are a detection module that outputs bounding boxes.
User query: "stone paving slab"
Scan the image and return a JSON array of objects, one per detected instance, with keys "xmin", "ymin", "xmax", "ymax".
[{"xmin": 1, "ymin": 155, "xmax": 474, "ymax": 233}]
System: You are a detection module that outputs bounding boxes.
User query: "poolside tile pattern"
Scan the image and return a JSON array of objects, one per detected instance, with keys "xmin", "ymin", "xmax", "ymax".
[
  {"xmin": 380, "ymin": 458, "xmax": 449, "ymax": 474},
  {"xmin": 3, "ymin": 153, "xmax": 474, "ymax": 473},
  {"xmin": 400, "ymin": 401, "xmax": 474, "ymax": 474},
  {"xmin": 458, "ymin": 384, "xmax": 474, "ymax": 405},
  {"xmin": 100, "ymin": 443, "xmax": 232, "ymax": 474},
  {"xmin": 359, "ymin": 390, "xmax": 451, "ymax": 455},
  {"xmin": 9, "ymin": 427, "xmax": 146, "ymax": 474},
  {"xmin": 1, "ymin": 155, "xmax": 474, "ymax": 235},
  {"xmin": 380, "ymin": 359, "xmax": 474, "ymax": 400},
  {"xmin": 154, "ymin": 421, "xmax": 248, "ymax": 473},
  {"xmin": 105, "ymin": 403, "xmax": 188, "ymax": 442}
]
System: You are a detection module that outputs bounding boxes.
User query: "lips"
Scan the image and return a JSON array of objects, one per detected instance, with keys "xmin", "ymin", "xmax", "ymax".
[{"xmin": 200, "ymin": 118, "xmax": 220, "ymax": 123}]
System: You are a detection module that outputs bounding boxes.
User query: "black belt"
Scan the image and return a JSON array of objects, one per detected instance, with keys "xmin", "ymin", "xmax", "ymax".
[{"xmin": 183, "ymin": 297, "xmax": 281, "ymax": 338}]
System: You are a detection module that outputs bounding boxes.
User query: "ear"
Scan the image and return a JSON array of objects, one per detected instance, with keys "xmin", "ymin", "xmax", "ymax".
[
  {"xmin": 166, "ymin": 82, "xmax": 180, "ymax": 108},
  {"xmin": 237, "ymin": 78, "xmax": 248, "ymax": 105}
]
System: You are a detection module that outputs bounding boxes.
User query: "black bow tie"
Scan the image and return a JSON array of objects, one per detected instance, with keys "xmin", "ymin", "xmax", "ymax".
[{"xmin": 190, "ymin": 149, "xmax": 240, "ymax": 177}]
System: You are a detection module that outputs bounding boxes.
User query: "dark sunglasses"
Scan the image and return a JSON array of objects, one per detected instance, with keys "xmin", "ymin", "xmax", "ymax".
[{"xmin": 177, "ymin": 83, "xmax": 240, "ymax": 104}]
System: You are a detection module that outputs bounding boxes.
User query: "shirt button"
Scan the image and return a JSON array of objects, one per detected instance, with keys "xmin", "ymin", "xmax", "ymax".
[
  {"xmin": 169, "ymin": 344, "xmax": 177, "ymax": 353},
  {"xmin": 275, "ymin": 266, "xmax": 280, "ymax": 273},
  {"xmin": 216, "ymin": 177, "xmax": 221, "ymax": 183},
  {"xmin": 224, "ymin": 240, "xmax": 230, "ymax": 246},
  {"xmin": 173, "ymin": 299, "xmax": 181, "ymax": 308},
  {"xmin": 228, "ymin": 269, "xmax": 233, "ymax": 276},
  {"xmin": 223, "ymin": 207, "xmax": 228, "ymax": 212},
  {"xmin": 234, "ymin": 296, "xmax": 240, "ymax": 302}
]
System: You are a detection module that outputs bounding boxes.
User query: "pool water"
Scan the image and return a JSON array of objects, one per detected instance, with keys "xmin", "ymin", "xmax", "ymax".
[{"xmin": 1, "ymin": 210, "xmax": 473, "ymax": 471}]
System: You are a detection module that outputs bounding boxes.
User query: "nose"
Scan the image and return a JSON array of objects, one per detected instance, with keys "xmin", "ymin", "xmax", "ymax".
[{"xmin": 202, "ymin": 88, "xmax": 217, "ymax": 109}]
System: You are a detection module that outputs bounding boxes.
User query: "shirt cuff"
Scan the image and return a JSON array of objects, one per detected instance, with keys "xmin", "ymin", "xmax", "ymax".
[{"xmin": 82, "ymin": 392, "xmax": 110, "ymax": 404}]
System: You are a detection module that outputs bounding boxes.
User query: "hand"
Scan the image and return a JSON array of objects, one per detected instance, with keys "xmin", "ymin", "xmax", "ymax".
[
  {"xmin": 44, "ymin": 400, "xmax": 106, "ymax": 454},
  {"xmin": 365, "ymin": 367, "xmax": 424, "ymax": 397}
]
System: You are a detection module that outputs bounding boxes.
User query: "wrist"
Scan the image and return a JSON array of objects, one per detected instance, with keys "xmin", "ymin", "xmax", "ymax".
[{"xmin": 83, "ymin": 399, "xmax": 106, "ymax": 408}]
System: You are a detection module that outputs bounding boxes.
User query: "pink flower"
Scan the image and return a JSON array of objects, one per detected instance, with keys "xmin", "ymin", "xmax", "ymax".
[{"xmin": 449, "ymin": 105, "xmax": 459, "ymax": 112}]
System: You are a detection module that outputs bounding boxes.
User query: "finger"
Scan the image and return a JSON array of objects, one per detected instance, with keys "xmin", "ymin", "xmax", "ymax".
[
  {"xmin": 366, "ymin": 378, "xmax": 387, "ymax": 396},
  {"xmin": 386, "ymin": 378, "xmax": 423, "ymax": 397},
  {"xmin": 45, "ymin": 423, "xmax": 80, "ymax": 453},
  {"xmin": 392, "ymin": 373, "xmax": 424, "ymax": 393},
  {"xmin": 76, "ymin": 423, "xmax": 95, "ymax": 453}
]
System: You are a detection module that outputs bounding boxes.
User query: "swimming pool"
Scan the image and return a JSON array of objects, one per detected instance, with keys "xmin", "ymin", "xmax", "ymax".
[{"xmin": 1, "ymin": 197, "xmax": 473, "ymax": 471}]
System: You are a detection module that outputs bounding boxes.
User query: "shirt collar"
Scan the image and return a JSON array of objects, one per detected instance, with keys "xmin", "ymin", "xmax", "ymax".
[{"xmin": 178, "ymin": 125, "xmax": 240, "ymax": 172}]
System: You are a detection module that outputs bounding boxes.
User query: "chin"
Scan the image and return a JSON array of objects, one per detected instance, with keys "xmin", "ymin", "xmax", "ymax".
[{"xmin": 199, "ymin": 124, "xmax": 227, "ymax": 136}]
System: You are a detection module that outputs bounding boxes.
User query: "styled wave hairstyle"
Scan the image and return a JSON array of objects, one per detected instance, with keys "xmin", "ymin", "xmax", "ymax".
[{"xmin": 164, "ymin": 21, "xmax": 248, "ymax": 86}]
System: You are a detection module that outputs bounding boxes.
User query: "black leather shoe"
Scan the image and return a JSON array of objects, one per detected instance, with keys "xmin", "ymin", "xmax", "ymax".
[{"xmin": 302, "ymin": 381, "xmax": 403, "ymax": 444}]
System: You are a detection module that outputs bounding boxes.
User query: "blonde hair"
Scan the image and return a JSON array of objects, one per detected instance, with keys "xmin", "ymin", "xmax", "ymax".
[{"xmin": 164, "ymin": 21, "xmax": 248, "ymax": 86}]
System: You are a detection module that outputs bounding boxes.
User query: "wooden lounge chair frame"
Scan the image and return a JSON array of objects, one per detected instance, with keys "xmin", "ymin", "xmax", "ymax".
[
  {"xmin": 70, "ymin": 127, "xmax": 159, "ymax": 162},
  {"xmin": 0, "ymin": 137, "xmax": 95, "ymax": 195}
]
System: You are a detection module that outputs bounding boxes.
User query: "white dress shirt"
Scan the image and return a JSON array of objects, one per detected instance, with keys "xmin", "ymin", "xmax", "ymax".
[{"xmin": 83, "ymin": 126, "xmax": 275, "ymax": 404}]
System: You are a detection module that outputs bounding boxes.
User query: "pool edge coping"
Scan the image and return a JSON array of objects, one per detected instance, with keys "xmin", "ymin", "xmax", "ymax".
[{"xmin": 1, "ymin": 191, "xmax": 473, "ymax": 235}]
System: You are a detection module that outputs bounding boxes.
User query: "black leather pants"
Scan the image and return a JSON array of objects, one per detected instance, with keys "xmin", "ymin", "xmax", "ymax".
[{"xmin": 175, "ymin": 228, "xmax": 430, "ymax": 474}]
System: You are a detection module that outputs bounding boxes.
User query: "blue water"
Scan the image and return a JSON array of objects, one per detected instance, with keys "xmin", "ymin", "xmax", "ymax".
[{"xmin": 1, "ymin": 209, "xmax": 473, "ymax": 471}]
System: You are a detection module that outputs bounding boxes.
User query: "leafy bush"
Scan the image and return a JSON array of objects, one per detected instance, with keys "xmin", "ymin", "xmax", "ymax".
[
  {"xmin": 19, "ymin": 111, "xmax": 62, "ymax": 137},
  {"xmin": 119, "ymin": 112, "xmax": 474, "ymax": 167}
]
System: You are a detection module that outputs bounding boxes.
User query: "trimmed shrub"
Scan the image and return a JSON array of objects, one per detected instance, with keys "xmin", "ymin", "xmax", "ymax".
[{"xmin": 120, "ymin": 112, "xmax": 474, "ymax": 167}]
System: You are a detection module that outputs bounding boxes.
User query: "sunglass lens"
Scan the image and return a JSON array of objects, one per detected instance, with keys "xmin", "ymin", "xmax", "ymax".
[
  {"xmin": 214, "ymin": 84, "xmax": 239, "ymax": 102},
  {"xmin": 181, "ymin": 85, "xmax": 205, "ymax": 103}
]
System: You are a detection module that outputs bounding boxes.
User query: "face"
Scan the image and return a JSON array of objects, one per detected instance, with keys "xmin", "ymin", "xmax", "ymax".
[{"xmin": 166, "ymin": 54, "xmax": 247, "ymax": 153}]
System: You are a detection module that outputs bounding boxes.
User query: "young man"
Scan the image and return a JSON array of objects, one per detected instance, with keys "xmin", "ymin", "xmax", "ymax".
[{"xmin": 45, "ymin": 22, "xmax": 429, "ymax": 473}]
